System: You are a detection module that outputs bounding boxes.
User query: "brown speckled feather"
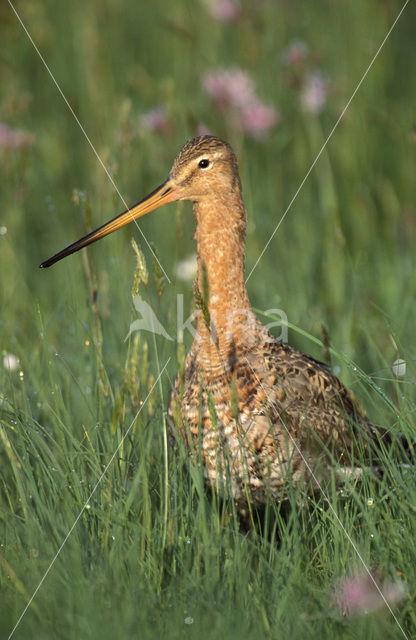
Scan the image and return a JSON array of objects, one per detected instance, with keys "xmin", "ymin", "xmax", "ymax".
[
  {"xmin": 40, "ymin": 135, "xmax": 391, "ymax": 508},
  {"xmin": 169, "ymin": 320, "xmax": 376, "ymax": 506},
  {"xmin": 164, "ymin": 135, "xmax": 382, "ymax": 508}
]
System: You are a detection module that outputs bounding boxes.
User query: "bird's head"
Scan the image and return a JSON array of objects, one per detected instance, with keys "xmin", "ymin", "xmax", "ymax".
[{"xmin": 40, "ymin": 135, "xmax": 241, "ymax": 268}]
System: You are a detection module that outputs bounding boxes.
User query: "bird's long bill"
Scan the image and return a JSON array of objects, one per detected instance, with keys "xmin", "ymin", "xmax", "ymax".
[{"xmin": 39, "ymin": 179, "xmax": 178, "ymax": 268}]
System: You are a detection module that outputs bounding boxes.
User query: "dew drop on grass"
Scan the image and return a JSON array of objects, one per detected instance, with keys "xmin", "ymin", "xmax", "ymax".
[
  {"xmin": 3, "ymin": 354, "xmax": 19, "ymax": 371},
  {"xmin": 392, "ymin": 359, "xmax": 406, "ymax": 377},
  {"xmin": 332, "ymin": 365, "xmax": 340, "ymax": 375}
]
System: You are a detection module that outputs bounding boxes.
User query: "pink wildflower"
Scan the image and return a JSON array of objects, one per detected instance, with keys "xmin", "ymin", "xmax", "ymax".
[
  {"xmin": 241, "ymin": 102, "xmax": 280, "ymax": 138},
  {"xmin": 300, "ymin": 71, "xmax": 328, "ymax": 114},
  {"xmin": 333, "ymin": 572, "xmax": 407, "ymax": 616},
  {"xmin": 282, "ymin": 40, "xmax": 309, "ymax": 68},
  {"xmin": 208, "ymin": 0, "xmax": 242, "ymax": 22},
  {"xmin": 202, "ymin": 68, "xmax": 255, "ymax": 111},
  {"xmin": 140, "ymin": 107, "xmax": 172, "ymax": 135},
  {"xmin": 202, "ymin": 68, "xmax": 279, "ymax": 138},
  {"xmin": 0, "ymin": 123, "xmax": 35, "ymax": 149}
]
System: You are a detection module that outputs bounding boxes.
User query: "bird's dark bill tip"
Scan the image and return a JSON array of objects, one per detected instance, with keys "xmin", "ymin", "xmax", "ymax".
[
  {"xmin": 39, "ymin": 254, "xmax": 62, "ymax": 268},
  {"xmin": 39, "ymin": 258, "xmax": 53, "ymax": 268}
]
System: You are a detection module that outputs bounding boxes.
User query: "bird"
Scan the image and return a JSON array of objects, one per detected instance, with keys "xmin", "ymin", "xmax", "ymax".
[{"xmin": 41, "ymin": 135, "xmax": 385, "ymax": 511}]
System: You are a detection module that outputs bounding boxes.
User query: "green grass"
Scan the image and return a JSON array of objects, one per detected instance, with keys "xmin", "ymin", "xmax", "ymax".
[{"xmin": 1, "ymin": 1, "xmax": 416, "ymax": 638}]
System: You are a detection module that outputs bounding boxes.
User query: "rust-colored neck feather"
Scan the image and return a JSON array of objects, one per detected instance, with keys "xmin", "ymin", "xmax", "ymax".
[{"xmin": 191, "ymin": 189, "xmax": 257, "ymax": 370}]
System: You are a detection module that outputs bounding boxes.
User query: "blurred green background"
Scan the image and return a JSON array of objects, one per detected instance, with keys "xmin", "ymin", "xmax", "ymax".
[{"xmin": 1, "ymin": 1, "xmax": 415, "ymax": 638}]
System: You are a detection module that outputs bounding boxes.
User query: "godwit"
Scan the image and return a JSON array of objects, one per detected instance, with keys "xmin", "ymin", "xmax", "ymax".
[{"xmin": 41, "ymin": 135, "xmax": 383, "ymax": 509}]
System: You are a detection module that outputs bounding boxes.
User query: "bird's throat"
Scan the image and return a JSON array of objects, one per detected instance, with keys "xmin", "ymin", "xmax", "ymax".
[{"xmin": 192, "ymin": 196, "xmax": 255, "ymax": 365}]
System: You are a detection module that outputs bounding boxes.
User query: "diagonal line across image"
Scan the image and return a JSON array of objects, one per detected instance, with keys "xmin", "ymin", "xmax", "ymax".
[
  {"xmin": 246, "ymin": 0, "xmax": 411, "ymax": 283},
  {"xmin": 7, "ymin": 358, "xmax": 171, "ymax": 639},
  {"xmin": 244, "ymin": 357, "xmax": 409, "ymax": 640},
  {"xmin": 7, "ymin": 0, "xmax": 171, "ymax": 283}
]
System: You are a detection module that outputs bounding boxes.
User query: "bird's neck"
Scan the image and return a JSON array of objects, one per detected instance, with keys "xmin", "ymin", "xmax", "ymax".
[{"xmin": 191, "ymin": 192, "xmax": 257, "ymax": 369}]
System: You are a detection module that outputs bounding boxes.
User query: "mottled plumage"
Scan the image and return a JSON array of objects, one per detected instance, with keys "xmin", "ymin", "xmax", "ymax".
[
  {"xmin": 166, "ymin": 136, "xmax": 377, "ymax": 507},
  {"xmin": 40, "ymin": 134, "xmax": 384, "ymax": 509}
]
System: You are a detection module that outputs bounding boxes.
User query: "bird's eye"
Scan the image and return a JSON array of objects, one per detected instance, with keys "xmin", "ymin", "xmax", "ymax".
[{"xmin": 198, "ymin": 158, "xmax": 210, "ymax": 169}]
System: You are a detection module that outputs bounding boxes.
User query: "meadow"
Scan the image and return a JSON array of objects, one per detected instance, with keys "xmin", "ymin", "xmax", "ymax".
[{"xmin": 1, "ymin": 1, "xmax": 416, "ymax": 638}]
